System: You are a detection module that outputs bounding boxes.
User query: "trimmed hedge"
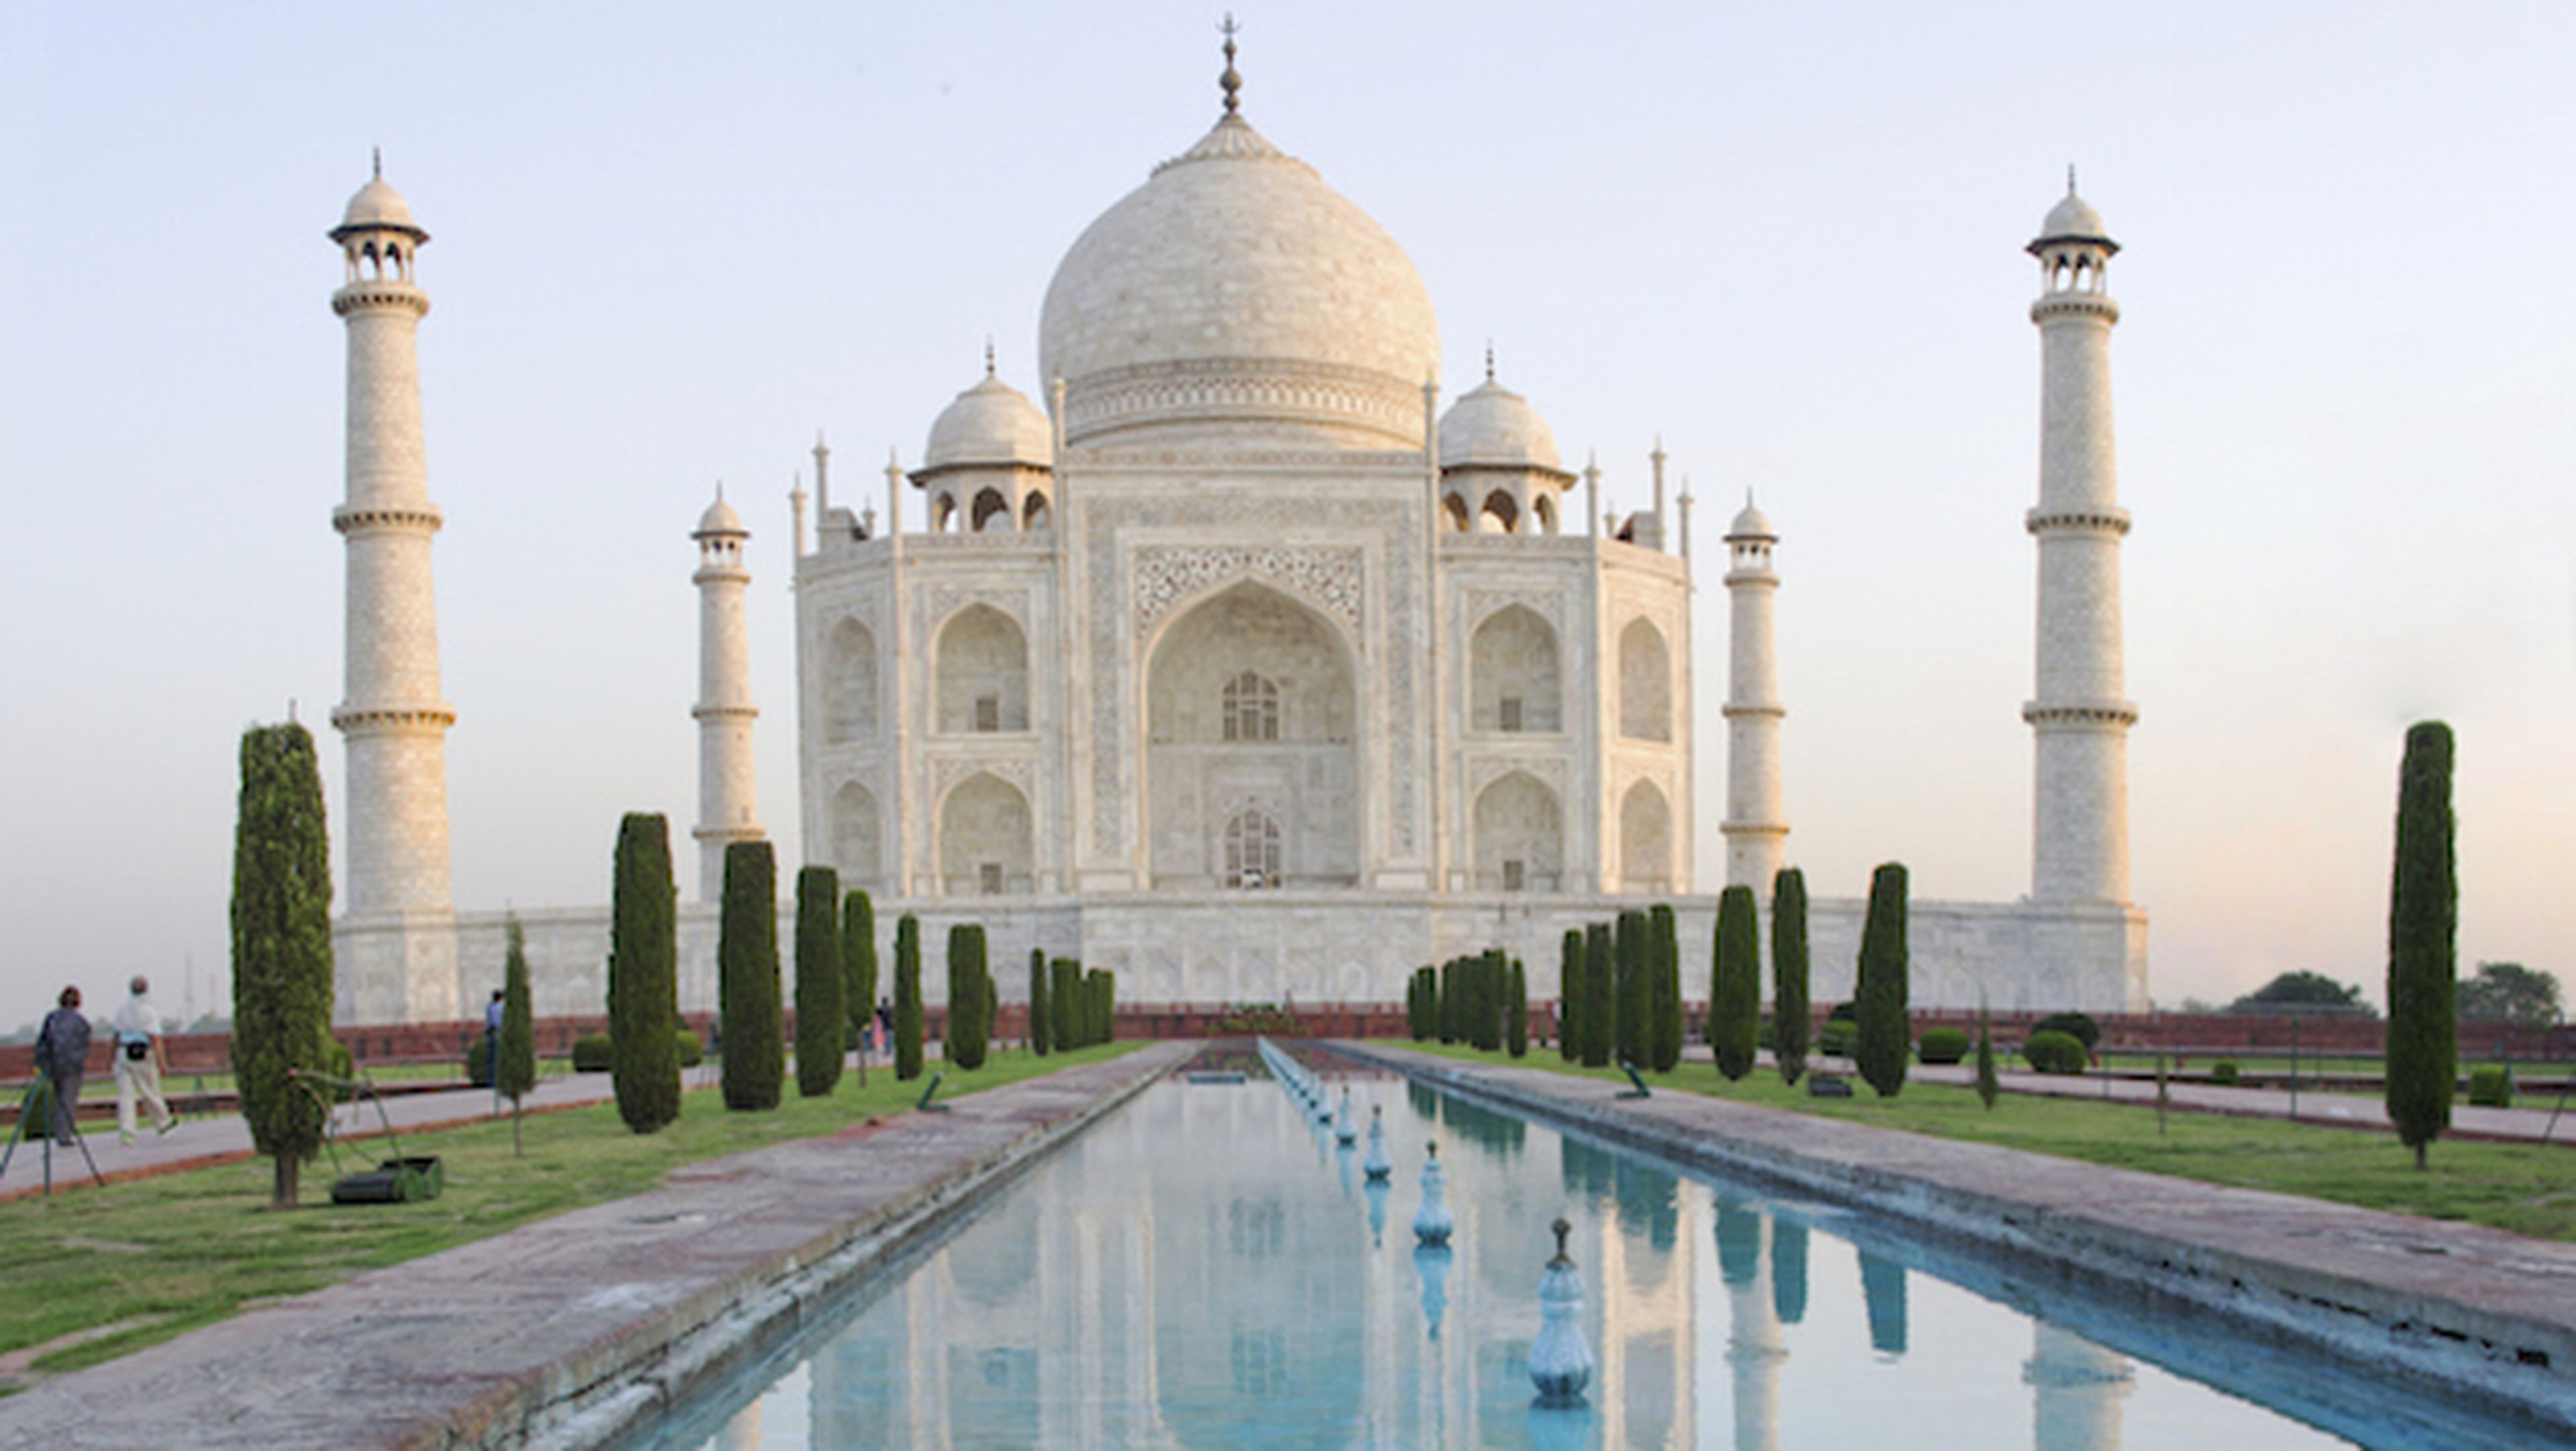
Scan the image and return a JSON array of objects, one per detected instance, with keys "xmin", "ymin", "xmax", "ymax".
[
  {"xmin": 2467, "ymin": 1064, "xmax": 2514, "ymax": 1108},
  {"xmin": 2210, "ymin": 1059, "xmax": 2240, "ymax": 1086},
  {"xmin": 2022, "ymin": 1029, "xmax": 2088, "ymax": 1075},
  {"xmin": 674, "ymin": 1026, "xmax": 704, "ymax": 1068},
  {"xmin": 1916, "ymin": 1026, "xmax": 1970, "ymax": 1065},
  {"xmin": 2031, "ymin": 1011, "xmax": 2101, "ymax": 1051},
  {"xmin": 572, "ymin": 1034, "xmax": 615, "ymax": 1072}
]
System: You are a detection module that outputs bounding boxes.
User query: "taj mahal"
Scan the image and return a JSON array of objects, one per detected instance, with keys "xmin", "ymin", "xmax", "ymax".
[{"xmin": 323, "ymin": 46, "xmax": 2145, "ymax": 1026}]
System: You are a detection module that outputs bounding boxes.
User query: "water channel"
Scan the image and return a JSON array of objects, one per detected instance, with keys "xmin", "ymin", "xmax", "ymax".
[{"xmin": 615, "ymin": 1057, "xmax": 2557, "ymax": 1450}]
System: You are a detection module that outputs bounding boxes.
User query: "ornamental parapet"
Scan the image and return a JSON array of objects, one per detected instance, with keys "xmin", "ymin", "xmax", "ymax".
[
  {"xmin": 2025, "ymin": 504, "xmax": 2131, "ymax": 536},
  {"xmin": 332, "ymin": 282, "xmax": 430, "ymax": 318},
  {"xmin": 1722, "ymin": 567, "xmax": 1781, "ymax": 587},
  {"xmin": 2021, "ymin": 699, "xmax": 2139, "ymax": 728},
  {"xmin": 1719, "ymin": 819, "xmax": 1789, "ymax": 837},
  {"xmin": 691, "ymin": 702, "xmax": 759, "ymax": 722},
  {"xmin": 334, "ymin": 502, "xmax": 444, "ymax": 535},
  {"xmin": 1720, "ymin": 702, "xmax": 1785, "ymax": 720},
  {"xmin": 331, "ymin": 702, "xmax": 458, "ymax": 733},
  {"xmin": 2029, "ymin": 292, "xmax": 2118, "ymax": 325}
]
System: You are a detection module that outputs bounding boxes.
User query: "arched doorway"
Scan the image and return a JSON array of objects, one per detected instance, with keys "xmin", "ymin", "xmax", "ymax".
[{"xmin": 1145, "ymin": 581, "xmax": 1358, "ymax": 888}]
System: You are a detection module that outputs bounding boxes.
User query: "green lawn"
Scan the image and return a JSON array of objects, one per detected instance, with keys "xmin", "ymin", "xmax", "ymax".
[
  {"xmin": 0, "ymin": 1044, "xmax": 1140, "ymax": 1385},
  {"xmin": 1393, "ymin": 1042, "xmax": 2576, "ymax": 1242}
]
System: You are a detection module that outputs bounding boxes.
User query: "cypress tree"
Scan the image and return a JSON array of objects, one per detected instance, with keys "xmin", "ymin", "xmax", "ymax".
[
  {"xmin": 1507, "ymin": 957, "xmax": 1529, "ymax": 1058},
  {"xmin": 1712, "ymin": 885, "xmax": 1760, "ymax": 1081},
  {"xmin": 1771, "ymin": 867, "xmax": 1811, "ymax": 1087},
  {"xmin": 1974, "ymin": 1002, "xmax": 2000, "ymax": 1112},
  {"xmin": 1559, "ymin": 930, "xmax": 1584, "ymax": 1062},
  {"xmin": 2387, "ymin": 720, "xmax": 2457, "ymax": 1171},
  {"xmin": 1099, "ymin": 969, "xmax": 1116, "ymax": 1041},
  {"xmin": 793, "ymin": 866, "xmax": 844, "ymax": 1098},
  {"xmin": 894, "ymin": 915, "xmax": 925, "ymax": 1078},
  {"xmin": 1029, "ymin": 947, "xmax": 1051, "ymax": 1056},
  {"xmin": 1051, "ymin": 958, "xmax": 1078, "ymax": 1051},
  {"xmin": 948, "ymin": 923, "xmax": 990, "ymax": 1069},
  {"xmin": 498, "ymin": 914, "xmax": 538, "ymax": 1153},
  {"xmin": 1582, "ymin": 922, "xmax": 1614, "ymax": 1067},
  {"xmin": 608, "ymin": 813, "xmax": 681, "ymax": 1134},
  {"xmin": 229, "ymin": 722, "xmax": 336, "ymax": 1207},
  {"xmin": 1854, "ymin": 862, "xmax": 1911, "ymax": 1098},
  {"xmin": 719, "ymin": 841, "xmax": 784, "ymax": 1110},
  {"xmin": 841, "ymin": 890, "xmax": 877, "ymax": 1082},
  {"xmin": 1652, "ymin": 904, "xmax": 1684, "ymax": 1071},
  {"xmin": 1615, "ymin": 910, "xmax": 1649, "ymax": 1067}
]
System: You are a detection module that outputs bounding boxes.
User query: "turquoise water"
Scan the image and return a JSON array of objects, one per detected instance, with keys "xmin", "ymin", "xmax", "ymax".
[{"xmin": 619, "ymin": 1066, "xmax": 2555, "ymax": 1450}]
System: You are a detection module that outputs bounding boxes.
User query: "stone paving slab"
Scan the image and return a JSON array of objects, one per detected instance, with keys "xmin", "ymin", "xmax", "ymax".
[
  {"xmin": 1340, "ymin": 1041, "xmax": 2576, "ymax": 1439},
  {"xmin": 0, "ymin": 1042, "xmax": 1188, "ymax": 1451}
]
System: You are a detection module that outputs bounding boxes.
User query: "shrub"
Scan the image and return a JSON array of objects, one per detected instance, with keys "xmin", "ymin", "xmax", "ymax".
[
  {"xmin": 572, "ymin": 1034, "xmax": 615, "ymax": 1071},
  {"xmin": 1506, "ymin": 957, "xmax": 1529, "ymax": 1059},
  {"xmin": 1974, "ymin": 1006, "xmax": 2000, "ymax": 1111},
  {"xmin": 1917, "ymin": 1026, "xmax": 1970, "ymax": 1065},
  {"xmin": 2467, "ymin": 1064, "xmax": 2514, "ymax": 1108},
  {"xmin": 1028, "ymin": 948, "xmax": 1051, "ymax": 1056},
  {"xmin": 2023, "ymin": 1030, "xmax": 2088, "ymax": 1075},
  {"xmin": 674, "ymin": 1026, "xmax": 704, "ymax": 1068},
  {"xmin": 841, "ymin": 890, "xmax": 877, "ymax": 1056},
  {"xmin": 2031, "ymin": 1011, "xmax": 2101, "ymax": 1051},
  {"xmin": 2209, "ymin": 1059, "xmax": 2240, "ymax": 1086},
  {"xmin": 498, "ymin": 916, "xmax": 537, "ymax": 1107},
  {"xmin": 1049, "ymin": 958, "xmax": 1079, "ymax": 1051},
  {"xmin": 1582, "ymin": 922, "xmax": 1614, "ymax": 1068},
  {"xmin": 1650, "ymin": 904, "xmax": 1684, "ymax": 1072},
  {"xmin": 1817, "ymin": 1019, "xmax": 1858, "ymax": 1059},
  {"xmin": 321, "ymin": 1038, "xmax": 356, "ymax": 1103},
  {"xmin": 464, "ymin": 1042, "xmax": 495, "ymax": 1087},
  {"xmin": 608, "ymin": 813, "xmax": 682, "ymax": 1134}
]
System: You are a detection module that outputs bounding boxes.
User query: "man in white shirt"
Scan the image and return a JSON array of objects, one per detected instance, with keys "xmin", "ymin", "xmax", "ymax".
[{"xmin": 111, "ymin": 975, "xmax": 174, "ymax": 1142}]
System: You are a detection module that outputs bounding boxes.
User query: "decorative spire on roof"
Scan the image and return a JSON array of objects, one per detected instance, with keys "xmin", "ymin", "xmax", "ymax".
[
  {"xmin": 1219, "ymin": 13, "xmax": 1242, "ymax": 115},
  {"xmin": 1484, "ymin": 341, "xmax": 1495, "ymax": 382},
  {"xmin": 984, "ymin": 336, "xmax": 996, "ymax": 376},
  {"xmin": 2068, "ymin": 163, "xmax": 2078, "ymax": 195}
]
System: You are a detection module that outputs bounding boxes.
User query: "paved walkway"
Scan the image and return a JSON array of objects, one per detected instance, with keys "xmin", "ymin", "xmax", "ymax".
[
  {"xmin": 0, "ymin": 1042, "xmax": 1186, "ymax": 1450},
  {"xmin": 1669, "ymin": 1044, "xmax": 2576, "ymax": 1144}
]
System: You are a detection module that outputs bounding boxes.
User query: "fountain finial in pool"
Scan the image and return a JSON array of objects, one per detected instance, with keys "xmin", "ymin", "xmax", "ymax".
[
  {"xmin": 1412, "ymin": 1140, "xmax": 1453, "ymax": 1246},
  {"xmin": 1529, "ymin": 1215, "xmax": 1594, "ymax": 1406},
  {"xmin": 1335, "ymin": 1086, "xmax": 1358, "ymax": 1145},
  {"xmin": 1362, "ymin": 1105, "xmax": 1392, "ymax": 1181}
]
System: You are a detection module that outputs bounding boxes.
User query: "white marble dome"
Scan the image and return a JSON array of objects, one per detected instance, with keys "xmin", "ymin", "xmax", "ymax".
[
  {"xmin": 339, "ymin": 176, "xmax": 423, "ymax": 235},
  {"xmin": 1038, "ymin": 113, "xmax": 1440, "ymax": 449},
  {"xmin": 2038, "ymin": 191, "xmax": 2110, "ymax": 243},
  {"xmin": 1438, "ymin": 376, "xmax": 1570, "ymax": 476},
  {"xmin": 923, "ymin": 370, "xmax": 1053, "ymax": 474},
  {"xmin": 1726, "ymin": 498, "xmax": 1775, "ymax": 540}
]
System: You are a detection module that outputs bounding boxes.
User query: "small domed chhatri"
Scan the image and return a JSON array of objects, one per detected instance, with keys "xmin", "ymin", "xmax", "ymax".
[
  {"xmin": 2034, "ymin": 170, "xmax": 2115, "ymax": 250},
  {"xmin": 1438, "ymin": 371, "xmax": 1570, "ymax": 476},
  {"xmin": 921, "ymin": 367, "xmax": 1054, "ymax": 476},
  {"xmin": 694, "ymin": 493, "xmax": 745, "ymax": 537}
]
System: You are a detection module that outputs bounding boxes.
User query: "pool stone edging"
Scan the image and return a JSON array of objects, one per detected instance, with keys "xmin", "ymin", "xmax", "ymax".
[{"xmin": 1339, "ymin": 1041, "xmax": 2576, "ymax": 1440}]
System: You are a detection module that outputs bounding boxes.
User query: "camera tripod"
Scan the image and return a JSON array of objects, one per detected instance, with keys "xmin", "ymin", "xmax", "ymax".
[{"xmin": 0, "ymin": 1075, "xmax": 108, "ymax": 1195}]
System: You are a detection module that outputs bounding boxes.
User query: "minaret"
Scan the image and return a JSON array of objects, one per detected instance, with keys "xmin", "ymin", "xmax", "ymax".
[
  {"xmin": 2024, "ymin": 176, "xmax": 2136, "ymax": 904},
  {"xmin": 329, "ymin": 159, "xmax": 458, "ymax": 1024},
  {"xmin": 2026, "ymin": 1324, "xmax": 2133, "ymax": 1450},
  {"xmin": 1721, "ymin": 496, "xmax": 1787, "ymax": 890},
  {"xmin": 692, "ymin": 488, "xmax": 762, "ymax": 900}
]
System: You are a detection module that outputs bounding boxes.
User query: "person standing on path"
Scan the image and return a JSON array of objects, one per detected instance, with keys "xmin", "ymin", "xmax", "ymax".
[
  {"xmin": 483, "ymin": 989, "xmax": 505, "ymax": 1082},
  {"xmin": 110, "ymin": 976, "xmax": 175, "ymax": 1142},
  {"xmin": 32, "ymin": 986, "xmax": 92, "ymax": 1146}
]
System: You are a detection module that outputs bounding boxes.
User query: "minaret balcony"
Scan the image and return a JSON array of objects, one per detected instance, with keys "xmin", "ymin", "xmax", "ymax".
[
  {"xmin": 331, "ymin": 700, "xmax": 458, "ymax": 733},
  {"xmin": 334, "ymin": 502, "xmax": 444, "ymax": 535},
  {"xmin": 2021, "ymin": 699, "xmax": 2138, "ymax": 728},
  {"xmin": 2025, "ymin": 504, "xmax": 2131, "ymax": 537},
  {"xmin": 2029, "ymin": 292, "xmax": 2119, "ymax": 325},
  {"xmin": 331, "ymin": 281, "xmax": 429, "ymax": 318}
]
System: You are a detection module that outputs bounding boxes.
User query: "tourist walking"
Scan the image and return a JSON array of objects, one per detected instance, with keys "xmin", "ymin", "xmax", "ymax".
[
  {"xmin": 32, "ymin": 986, "xmax": 92, "ymax": 1145},
  {"xmin": 110, "ymin": 975, "xmax": 175, "ymax": 1142}
]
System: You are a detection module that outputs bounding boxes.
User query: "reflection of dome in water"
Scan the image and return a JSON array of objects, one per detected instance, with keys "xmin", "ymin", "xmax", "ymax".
[{"xmin": 1038, "ymin": 111, "xmax": 1440, "ymax": 450}]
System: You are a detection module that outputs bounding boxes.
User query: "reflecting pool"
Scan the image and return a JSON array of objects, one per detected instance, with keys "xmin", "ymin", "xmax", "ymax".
[{"xmin": 619, "ymin": 1065, "xmax": 2555, "ymax": 1450}]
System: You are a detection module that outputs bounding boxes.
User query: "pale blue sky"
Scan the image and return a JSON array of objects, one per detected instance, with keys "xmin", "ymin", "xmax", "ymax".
[{"xmin": 3, "ymin": 2, "xmax": 2569, "ymax": 1023}]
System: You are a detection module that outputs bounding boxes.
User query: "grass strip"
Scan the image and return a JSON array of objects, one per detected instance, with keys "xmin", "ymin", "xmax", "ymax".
[
  {"xmin": 1391, "ymin": 1042, "xmax": 2576, "ymax": 1242},
  {"xmin": 0, "ymin": 1043, "xmax": 1140, "ymax": 1378}
]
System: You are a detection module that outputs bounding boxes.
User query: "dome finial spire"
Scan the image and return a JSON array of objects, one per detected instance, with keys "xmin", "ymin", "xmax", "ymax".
[
  {"xmin": 372, "ymin": 146, "xmax": 382, "ymax": 180},
  {"xmin": 1484, "ymin": 340, "xmax": 1495, "ymax": 382},
  {"xmin": 1219, "ymin": 13, "xmax": 1242, "ymax": 115},
  {"xmin": 2067, "ymin": 163, "xmax": 2078, "ymax": 196},
  {"xmin": 984, "ymin": 335, "xmax": 996, "ymax": 376}
]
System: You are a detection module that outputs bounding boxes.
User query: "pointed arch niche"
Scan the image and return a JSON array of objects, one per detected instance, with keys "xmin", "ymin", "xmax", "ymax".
[
  {"xmin": 1470, "ymin": 605, "xmax": 1560, "ymax": 734},
  {"xmin": 1620, "ymin": 779, "xmax": 1671, "ymax": 894},
  {"xmin": 936, "ymin": 604, "xmax": 1028, "ymax": 734},
  {"xmin": 1618, "ymin": 617, "xmax": 1672, "ymax": 742},
  {"xmin": 831, "ymin": 781, "xmax": 882, "ymax": 890},
  {"xmin": 1472, "ymin": 771, "xmax": 1562, "ymax": 892},
  {"xmin": 1145, "ymin": 580, "xmax": 1359, "ymax": 888},
  {"xmin": 825, "ymin": 618, "xmax": 878, "ymax": 743},
  {"xmin": 938, "ymin": 771, "xmax": 1032, "ymax": 896}
]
